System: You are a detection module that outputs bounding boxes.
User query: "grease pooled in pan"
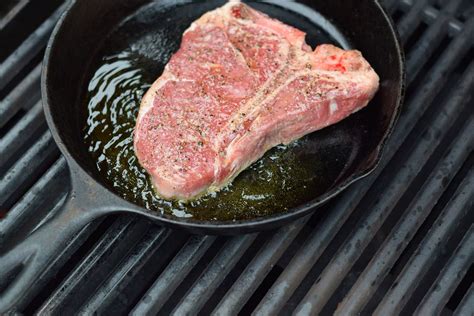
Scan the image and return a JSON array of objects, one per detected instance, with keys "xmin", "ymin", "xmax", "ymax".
[{"xmin": 82, "ymin": 1, "xmax": 359, "ymax": 221}]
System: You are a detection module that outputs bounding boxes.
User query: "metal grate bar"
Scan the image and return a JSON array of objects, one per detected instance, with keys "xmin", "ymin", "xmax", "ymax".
[
  {"xmin": 0, "ymin": 101, "xmax": 45, "ymax": 172},
  {"xmin": 454, "ymin": 284, "xmax": 474, "ymax": 316},
  {"xmin": 0, "ymin": 63, "xmax": 41, "ymax": 128},
  {"xmin": 397, "ymin": 0, "xmax": 433, "ymax": 41},
  {"xmin": 382, "ymin": 0, "xmax": 400, "ymax": 13},
  {"xmin": 0, "ymin": 0, "xmax": 29, "ymax": 31},
  {"xmin": 35, "ymin": 215, "xmax": 148, "ymax": 314},
  {"xmin": 398, "ymin": 0, "xmax": 413, "ymax": 10},
  {"xmin": 374, "ymin": 167, "xmax": 474, "ymax": 315},
  {"xmin": 171, "ymin": 234, "xmax": 257, "ymax": 315},
  {"xmin": 0, "ymin": 4, "xmax": 65, "ymax": 91},
  {"xmin": 15, "ymin": 218, "xmax": 104, "ymax": 311},
  {"xmin": 0, "ymin": 131, "xmax": 59, "ymax": 210},
  {"xmin": 293, "ymin": 61, "xmax": 474, "ymax": 315},
  {"xmin": 254, "ymin": 16, "xmax": 473, "ymax": 316},
  {"xmin": 131, "ymin": 235, "xmax": 216, "ymax": 316},
  {"xmin": 415, "ymin": 226, "xmax": 474, "ymax": 315},
  {"xmin": 79, "ymin": 228, "xmax": 171, "ymax": 315},
  {"xmin": 254, "ymin": 189, "xmax": 360, "ymax": 314},
  {"xmin": 421, "ymin": 7, "xmax": 464, "ymax": 35},
  {"xmin": 402, "ymin": 14, "xmax": 474, "ymax": 106},
  {"xmin": 211, "ymin": 217, "xmax": 309, "ymax": 315},
  {"xmin": 335, "ymin": 115, "xmax": 474, "ymax": 314},
  {"xmin": 0, "ymin": 158, "xmax": 67, "ymax": 249},
  {"xmin": 405, "ymin": 0, "xmax": 463, "ymax": 84}
]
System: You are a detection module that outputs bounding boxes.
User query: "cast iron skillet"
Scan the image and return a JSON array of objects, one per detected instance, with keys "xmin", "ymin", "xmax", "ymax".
[{"xmin": 0, "ymin": 0, "xmax": 403, "ymax": 311}]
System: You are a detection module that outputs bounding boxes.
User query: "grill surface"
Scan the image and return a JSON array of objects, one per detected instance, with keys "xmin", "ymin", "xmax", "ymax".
[{"xmin": 1, "ymin": 0, "xmax": 473, "ymax": 315}]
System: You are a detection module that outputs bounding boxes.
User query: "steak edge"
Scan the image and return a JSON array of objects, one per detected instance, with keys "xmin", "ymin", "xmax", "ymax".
[{"xmin": 134, "ymin": 0, "xmax": 380, "ymax": 200}]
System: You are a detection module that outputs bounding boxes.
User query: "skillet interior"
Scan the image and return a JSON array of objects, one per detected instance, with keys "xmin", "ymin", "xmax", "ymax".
[{"xmin": 44, "ymin": 0, "xmax": 403, "ymax": 227}]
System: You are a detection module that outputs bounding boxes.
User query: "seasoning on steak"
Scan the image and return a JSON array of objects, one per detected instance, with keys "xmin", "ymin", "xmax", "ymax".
[{"xmin": 134, "ymin": 0, "xmax": 379, "ymax": 200}]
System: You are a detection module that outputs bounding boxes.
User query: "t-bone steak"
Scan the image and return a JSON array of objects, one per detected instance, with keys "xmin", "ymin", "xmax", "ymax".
[{"xmin": 134, "ymin": 0, "xmax": 380, "ymax": 200}]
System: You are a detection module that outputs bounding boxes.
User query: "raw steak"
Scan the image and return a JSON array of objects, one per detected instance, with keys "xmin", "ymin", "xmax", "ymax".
[{"xmin": 134, "ymin": 0, "xmax": 379, "ymax": 200}]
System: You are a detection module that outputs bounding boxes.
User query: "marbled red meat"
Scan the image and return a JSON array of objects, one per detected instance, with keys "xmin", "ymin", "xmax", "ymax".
[{"xmin": 134, "ymin": 0, "xmax": 379, "ymax": 200}]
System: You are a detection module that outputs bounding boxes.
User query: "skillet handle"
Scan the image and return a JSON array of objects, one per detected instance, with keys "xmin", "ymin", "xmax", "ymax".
[{"xmin": 0, "ymin": 193, "xmax": 100, "ymax": 313}]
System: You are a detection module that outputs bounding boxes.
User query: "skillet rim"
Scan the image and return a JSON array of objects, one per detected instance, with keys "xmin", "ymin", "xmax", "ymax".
[{"xmin": 42, "ymin": 0, "xmax": 405, "ymax": 233}]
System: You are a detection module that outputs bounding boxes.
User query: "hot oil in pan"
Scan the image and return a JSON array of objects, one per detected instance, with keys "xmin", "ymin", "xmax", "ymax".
[{"xmin": 83, "ymin": 1, "xmax": 355, "ymax": 221}]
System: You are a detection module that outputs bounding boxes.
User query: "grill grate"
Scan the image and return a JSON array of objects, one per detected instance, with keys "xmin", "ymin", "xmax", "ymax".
[{"xmin": 1, "ymin": 0, "xmax": 473, "ymax": 315}]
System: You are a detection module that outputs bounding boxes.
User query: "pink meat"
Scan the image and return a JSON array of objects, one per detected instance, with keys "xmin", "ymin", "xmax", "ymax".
[{"xmin": 134, "ymin": 0, "xmax": 379, "ymax": 200}]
